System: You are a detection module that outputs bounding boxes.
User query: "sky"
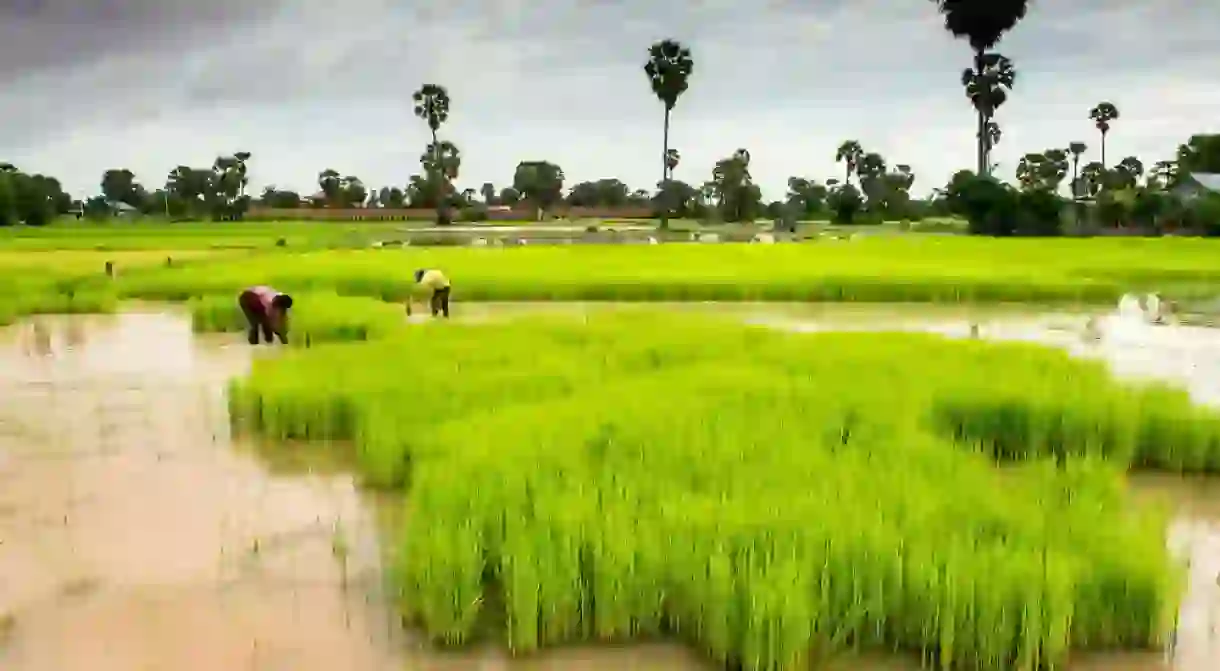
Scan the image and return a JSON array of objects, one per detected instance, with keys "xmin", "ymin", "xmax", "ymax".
[{"xmin": 0, "ymin": 0, "xmax": 1217, "ymax": 201}]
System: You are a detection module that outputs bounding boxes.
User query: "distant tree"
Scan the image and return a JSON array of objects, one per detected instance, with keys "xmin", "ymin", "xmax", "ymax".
[
  {"xmin": 0, "ymin": 170, "xmax": 60, "ymax": 226},
  {"xmin": 259, "ymin": 186, "xmax": 302, "ymax": 209},
  {"xmin": 382, "ymin": 186, "xmax": 407, "ymax": 208},
  {"xmin": 1113, "ymin": 156, "xmax": 1144, "ymax": 189},
  {"xmin": 101, "ymin": 168, "xmax": 142, "ymax": 207},
  {"xmin": 644, "ymin": 39, "xmax": 694, "ymax": 230},
  {"xmin": 785, "ymin": 177, "xmax": 829, "ymax": 218},
  {"xmin": 854, "ymin": 151, "xmax": 888, "ymax": 210},
  {"xmin": 480, "ymin": 182, "xmax": 496, "ymax": 206},
  {"xmin": 512, "ymin": 161, "xmax": 565, "ymax": 219},
  {"xmin": 1149, "ymin": 160, "xmax": 1178, "ymax": 191},
  {"xmin": 0, "ymin": 171, "xmax": 14, "ymax": 226},
  {"xmin": 835, "ymin": 140, "xmax": 864, "ymax": 186},
  {"xmin": 985, "ymin": 120, "xmax": 1002, "ymax": 157},
  {"xmin": 1067, "ymin": 142, "xmax": 1087, "ymax": 198},
  {"xmin": 652, "ymin": 179, "xmax": 699, "ymax": 218},
  {"xmin": 339, "ymin": 175, "xmax": 367, "ymax": 208},
  {"xmin": 317, "ymin": 169, "xmax": 341, "ymax": 205},
  {"xmin": 211, "ymin": 155, "xmax": 250, "ymax": 220},
  {"xmin": 1089, "ymin": 102, "xmax": 1120, "ymax": 168},
  {"xmin": 1080, "ymin": 161, "xmax": 1107, "ymax": 198},
  {"xmin": 412, "ymin": 83, "xmax": 452, "ymax": 224},
  {"xmin": 961, "ymin": 53, "xmax": 1017, "ymax": 176},
  {"xmin": 930, "ymin": 0, "xmax": 1031, "ymax": 175},
  {"xmin": 709, "ymin": 149, "xmax": 761, "ymax": 222},
  {"xmin": 826, "ymin": 182, "xmax": 864, "ymax": 225},
  {"xmin": 1176, "ymin": 134, "xmax": 1220, "ymax": 176},
  {"xmin": 498, "ymin": 187, "xmax": 521, "ymax": 206},
  {"xmin": 234, "ymin": 151, "xmax": 251, "ymax": 200},
  {"xmin": 419, "ymin": 141, "xmax": 461, "ymax": 208}
]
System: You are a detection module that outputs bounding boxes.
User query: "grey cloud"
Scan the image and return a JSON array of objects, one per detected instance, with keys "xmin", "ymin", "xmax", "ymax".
[
  {"xmin": 2, "ymin": 0, "xmax": 1217, "ymax": 199},
  {"xmin": 0, "ymin": 0, "xmax": 283, "ymax": 81}
]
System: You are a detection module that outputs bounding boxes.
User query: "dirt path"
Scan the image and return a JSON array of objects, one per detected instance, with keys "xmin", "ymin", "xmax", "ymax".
[{"xmin": 0, "ymin": 307, "xmax": 1217, "ymax": 670}]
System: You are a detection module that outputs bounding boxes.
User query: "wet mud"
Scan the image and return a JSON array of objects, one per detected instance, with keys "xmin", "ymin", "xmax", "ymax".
[{"xmin": 0, "ymin": 305, "xmax": 1218, "ymax": 670}]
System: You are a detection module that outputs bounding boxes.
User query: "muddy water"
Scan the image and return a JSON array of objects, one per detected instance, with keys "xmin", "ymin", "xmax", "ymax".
[
  {"xmin": 1, "ymin": 305, "xmax": 1218, "ymax": 670},
  {"xmin": 0, "ymin": 309, "xmax": 708, "ymax": 670}
]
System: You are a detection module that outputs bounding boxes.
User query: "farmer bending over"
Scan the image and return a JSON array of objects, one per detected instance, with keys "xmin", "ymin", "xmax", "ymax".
[
  {"xmin": 408, "ymin": 268, "xmax": 451, "ymax": 318},
  {"xmin": 238, "ymin": 285, "xmax": 293, "ymax": 345}
]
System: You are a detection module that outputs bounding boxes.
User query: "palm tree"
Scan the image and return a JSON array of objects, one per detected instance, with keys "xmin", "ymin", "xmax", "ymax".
[
  {"xmin": 1080, "ymin": 161, "xmax": 1106, "ymax": 198},
  {"xmin": 835, "ymin": 141, "xmax": 864, "ymax": 186},
  {"xmin": 413, "ymin": 84, "xmax": 451, "ymax": 224},
  {"xmin": 1115, "ymin": 156, "xmax": 1144, "ymax": 189},
  {"xmin": 985, "ymin": 121, "xmax": 1002, "ymax": 156},
  {"xmin": 645, "ymin": 39, "xmax": 694, "ymax": 230},
  {"xmin": 1150, "ymin": 160, "xmax": 1178, "ymax": 190},
  {"xmin": 1089, "ymin": 102, "xmax": 1119, "ymax": 168},
  {"xmin": 1068, "ymin": 142, "xmax": 1087, "ymax": 199},
  {"xmin": 234, "ymin": 151, "xmax": 251, "ymax": 200},
  {"xmin": 930, "ymin": 0, "xmax": 1031, "ymax": 175},
  {"xmin": 666, "ymin": 148, "xmax": 680, "ymax": 176},
  {"xmin": 960, "ymin": 53, "xmax": 1017, "ymax": 176}
]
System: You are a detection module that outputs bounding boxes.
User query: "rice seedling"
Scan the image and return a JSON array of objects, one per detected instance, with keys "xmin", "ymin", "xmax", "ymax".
[
  {"xmin": 189, "ymin": 291, "xmax": 408, "ymax": 346},
  {"xmin": 227, "ymin": 311, "xmax": 1217, "ymax": 669},
  {"xmin": 103, "ymin": 237, "xmax": 1220, "ymax": 305}
]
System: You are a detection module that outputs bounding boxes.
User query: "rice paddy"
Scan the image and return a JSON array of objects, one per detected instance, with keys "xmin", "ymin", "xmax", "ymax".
[
  {"xmin": 227, "ymin": 310, "xmax": 1220, "ymax": 669},
  {"xmin": 105, "ymin": 237, "xmax": 1220, "ymax": 306},
  {"xmin": 5, "ymin": 231, "xmax": 1220, "ymax": 669}
]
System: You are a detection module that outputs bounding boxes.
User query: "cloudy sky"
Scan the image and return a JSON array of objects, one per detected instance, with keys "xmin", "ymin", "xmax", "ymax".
[{"xmin": 0, "ymin": 0, "xmax": 1216, "ymax": 200}]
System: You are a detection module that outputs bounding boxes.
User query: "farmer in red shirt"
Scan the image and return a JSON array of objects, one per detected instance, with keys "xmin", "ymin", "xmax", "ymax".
[{"xmin": 238, "ymin": 286, "xmax": 293, "ymax": 345}]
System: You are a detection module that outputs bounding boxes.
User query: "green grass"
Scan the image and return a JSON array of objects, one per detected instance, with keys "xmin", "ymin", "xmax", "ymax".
[{"xmin": 225, "ymin": 310, "xmax": 1213, "ymax": 669}]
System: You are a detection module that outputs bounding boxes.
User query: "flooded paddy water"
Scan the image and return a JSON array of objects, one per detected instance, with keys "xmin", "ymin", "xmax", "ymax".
[{"xmin": 0, "ymin": 301, "xmax": 1218, "ymax": 670}]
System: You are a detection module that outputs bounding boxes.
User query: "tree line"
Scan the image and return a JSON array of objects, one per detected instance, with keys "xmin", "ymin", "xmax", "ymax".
[{"xmin": 2, "ymin": 1, "xmax": 1219, "ymax": 233}]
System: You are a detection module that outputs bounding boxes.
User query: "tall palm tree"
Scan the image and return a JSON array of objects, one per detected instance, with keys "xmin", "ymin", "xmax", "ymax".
[
  {"xmin": 930, "ymin": 0, "xmax": 1031, "ymax": 175},
  {"xmin": 666, "ymin": 148, "xmax": 680, "ymax": 176},
  {"xmin": 413, "ymin": 84, "xmax": 451, "ymax": 224},
  {"xmin": 960, "ymin": 53, "xmax": 1017, "ymax": 176},
  {"xmin": 1089, "ymin": 102, "xmax": 1119, "ymax": 168},
  {"xmin": 985, "ymin": 121, "xmax": 1002, "ymax": 156},
  {"xmin": 645, "ymin": 39, "xmax": 694, "ymax": 230},
  {"xmin": 835, "ymin": 141, "xmax": 864, "ymax": 186},
  {"xmin": 234, "ymin": 151, "xmax": 251, "ymax": 200},
  {"xmin": 1068, "ymin": 142, "xmax": 1087, "ymax": 199}
]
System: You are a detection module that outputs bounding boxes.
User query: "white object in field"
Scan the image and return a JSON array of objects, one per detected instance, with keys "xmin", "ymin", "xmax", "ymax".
[
  {"xmin": 1118, "ymin": 293, "xmax": 1144, "ymax": 321},
  {"xmin": 371, "ymin": 241, "xmax": 384, "ymax": 248},
  {"xmin": 1145, "ymin": 293, "xmax": 1162, "ymax": 322},
  {"xmin": 647, "ymin": 236, "xmax": 658, "ymax": 244},
  {"xmin": 699, "ymin": 232, "xmax": 720, "ymax": 243},
  {"xmin": 751, "ymin": 233, "xmax": 775, "ymax": 244},
  {"xmin": 518, "ymin": 238, "xmax": 528, "ymax": 245},
  {"xmin": 471, "ymin": 237, "xmax": 488, "ymax": 247}
]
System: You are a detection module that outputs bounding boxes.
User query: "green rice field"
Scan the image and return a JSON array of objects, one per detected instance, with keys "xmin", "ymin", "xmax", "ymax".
[
  {"xmin": 4, "ymin": 228, "xmax": 1220, "ymax": 668},
  {"xmin": 225, "ymin": 310, "xmax": 1219, "ymax": 669}
]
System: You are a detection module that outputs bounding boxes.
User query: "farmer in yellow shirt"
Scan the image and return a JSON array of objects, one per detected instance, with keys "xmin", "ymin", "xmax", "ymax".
[{"xmin": 408, "ymin": 268, "xmax": 451, "ymax": 318}]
